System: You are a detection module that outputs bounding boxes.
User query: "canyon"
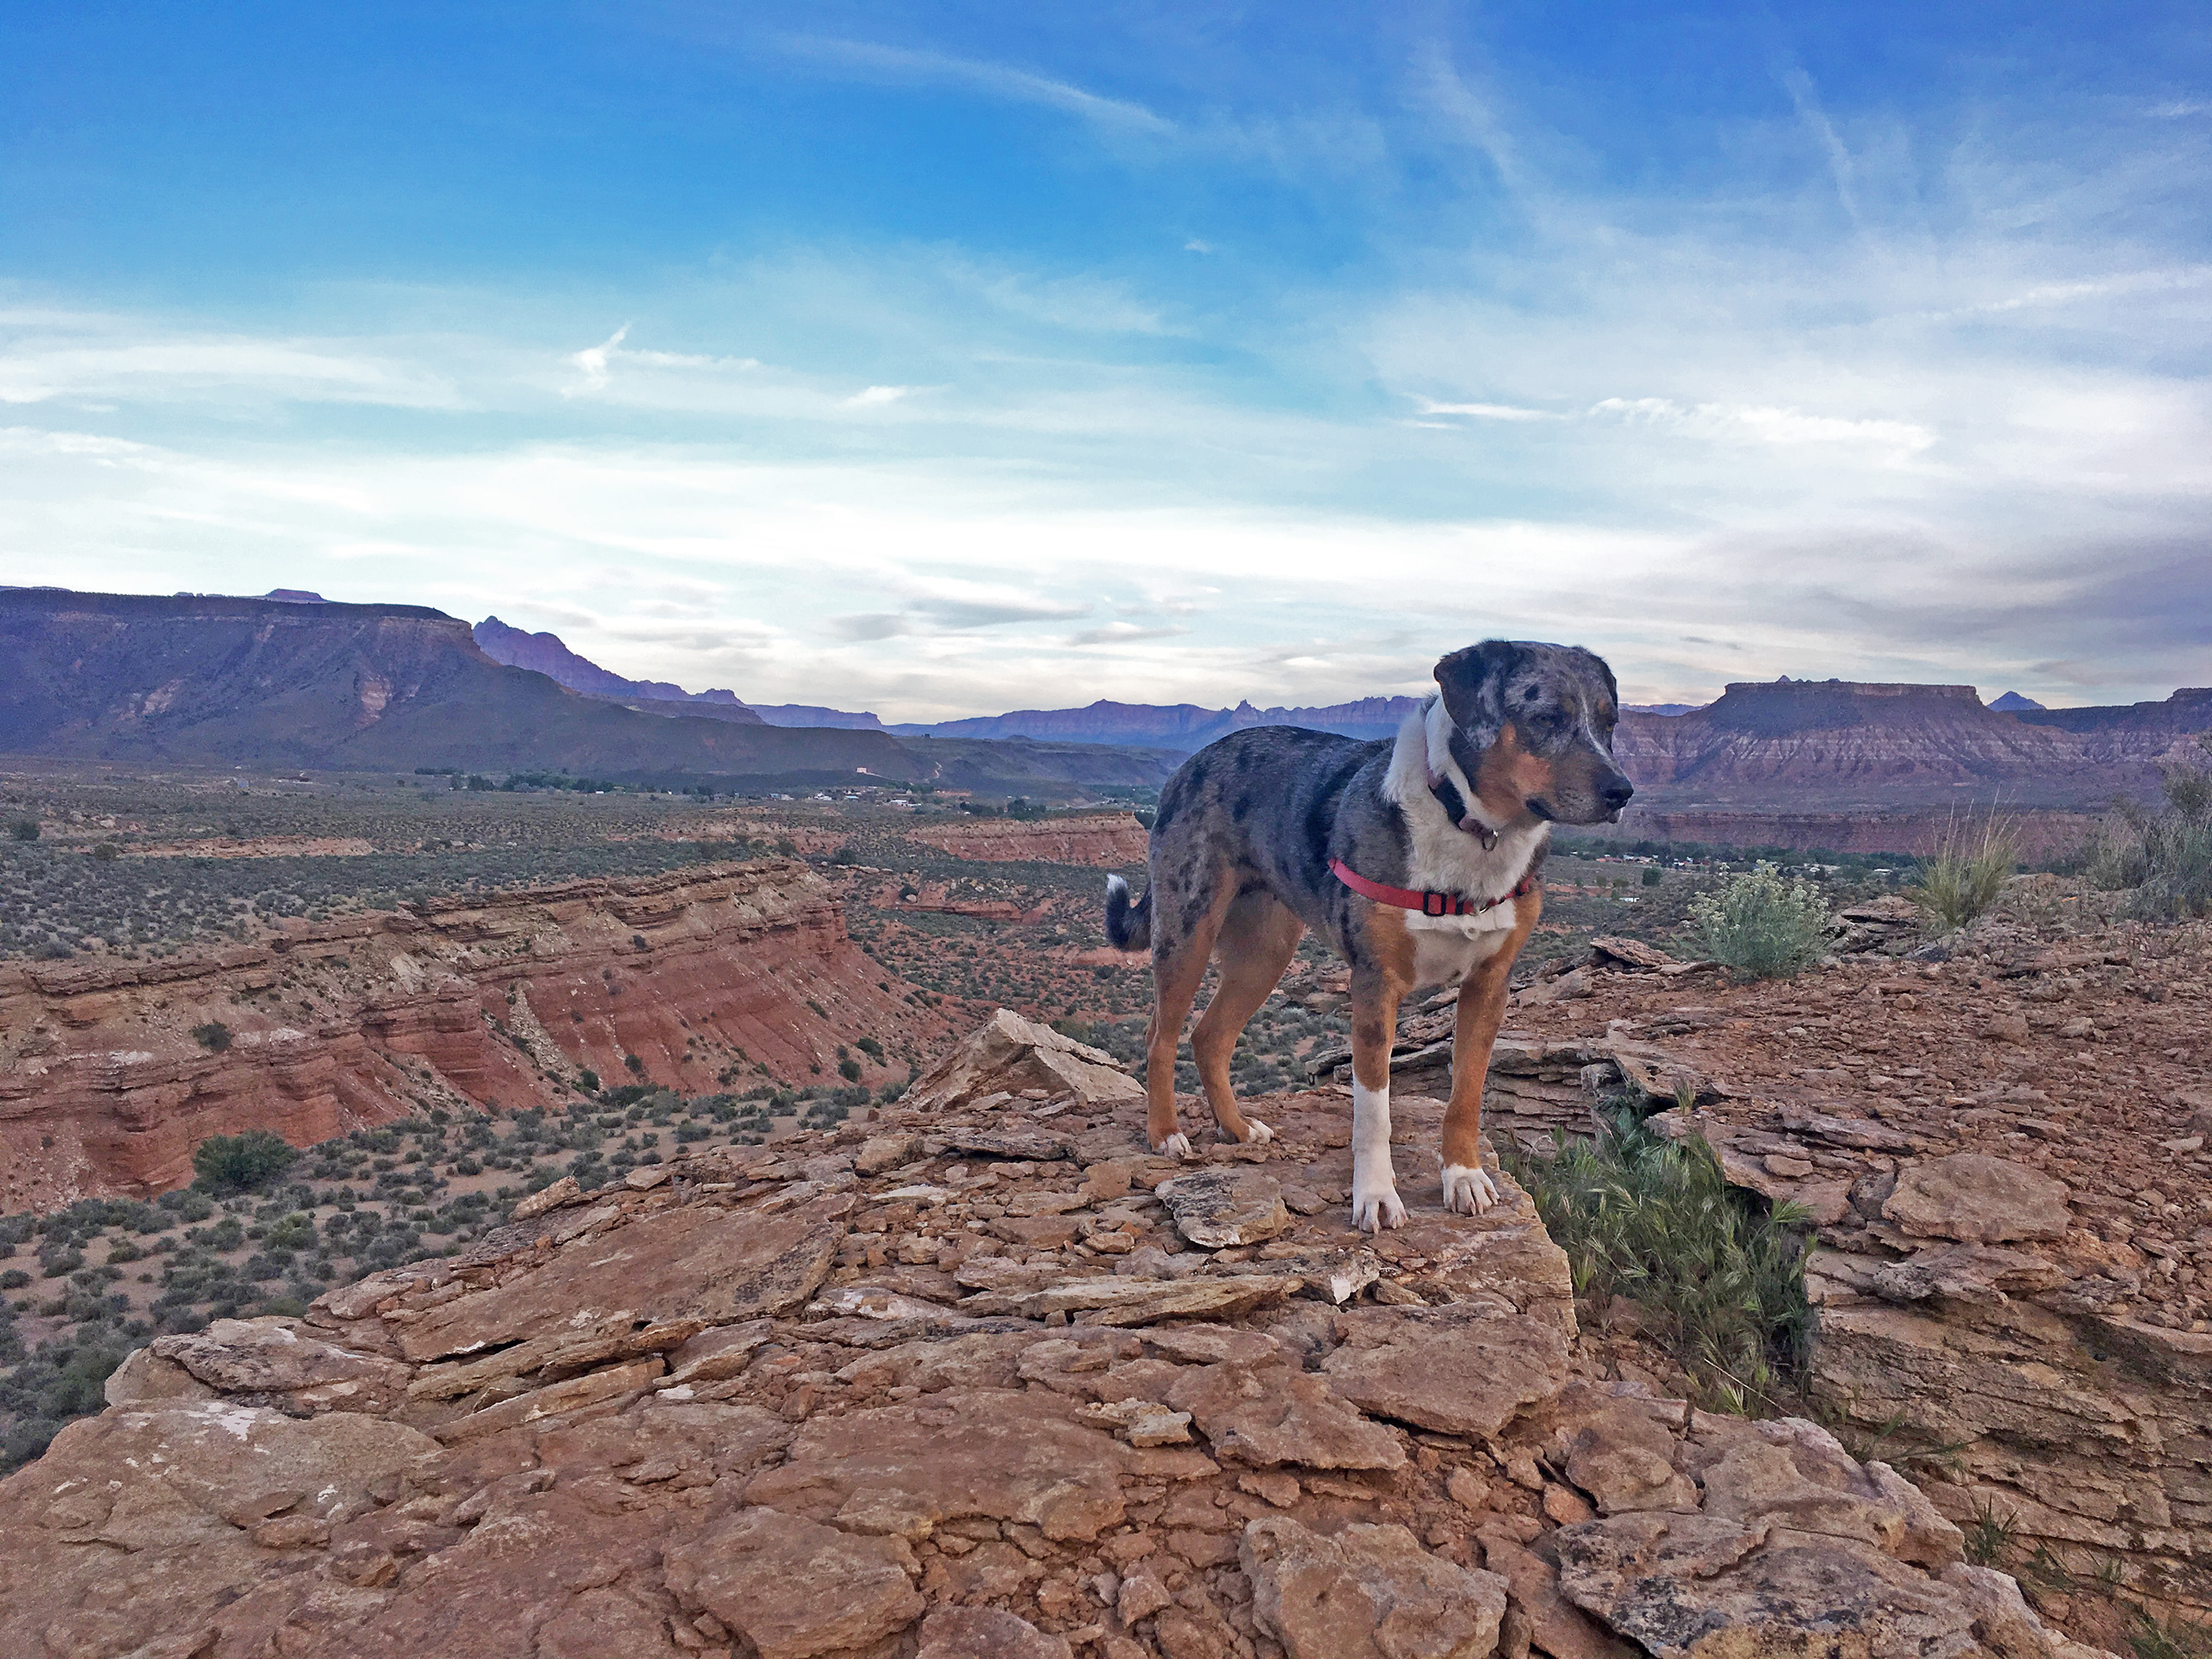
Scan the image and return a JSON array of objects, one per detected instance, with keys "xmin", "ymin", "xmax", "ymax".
[{"xmin": 0, "ymin": 859, "xmax": 957, "ymax": 1210}]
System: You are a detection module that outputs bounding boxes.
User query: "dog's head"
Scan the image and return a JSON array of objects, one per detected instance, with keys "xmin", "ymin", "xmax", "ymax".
[{"xmin": 1433, "ymin": 640, "xmax": 1634, "ymax": 826}]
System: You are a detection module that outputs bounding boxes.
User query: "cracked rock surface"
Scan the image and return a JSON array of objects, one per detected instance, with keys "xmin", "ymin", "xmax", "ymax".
[{"xmin": 1, "ymin": 1014, "xmax": 2106, "ymax": 1659}]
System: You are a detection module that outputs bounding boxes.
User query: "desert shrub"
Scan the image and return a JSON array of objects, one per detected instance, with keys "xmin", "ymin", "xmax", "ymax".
[
  {"xmin": 191, "ymin": 1130, "xmax": 298, "ymax": 1196},
  {"xmin": 2093, "ymin": 743, "xmax": 2212, "ymax": 920},
  {"xmin": 1910, "ymin": 810, "xmax": 2018, "ymax": 930},
  {"xmin": 8, "ymin": 820, "xmax": 36, "ymax": 842},
  {"xmin": 1506, "ymin": 1111, "xmax": 1812, "ymax": 1415},
  {"xmin": 1688, "ymin": 863, "xmax": 1830, "ymax": 980},
  {"xmin": 190, "ymin": 1021, "xmax": 233, "ymax": 1053}
]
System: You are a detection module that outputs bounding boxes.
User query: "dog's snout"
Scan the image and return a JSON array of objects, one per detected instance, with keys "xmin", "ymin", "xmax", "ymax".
[{"xmin": 1599, "ymin": 773, "xmax": 1634, "ymax": 810}]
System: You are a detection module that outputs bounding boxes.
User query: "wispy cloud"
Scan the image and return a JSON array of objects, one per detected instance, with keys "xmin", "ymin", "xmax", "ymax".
[{"xmin": 779, "ymin": 36, "xmax": 1173, "ymax": 135}]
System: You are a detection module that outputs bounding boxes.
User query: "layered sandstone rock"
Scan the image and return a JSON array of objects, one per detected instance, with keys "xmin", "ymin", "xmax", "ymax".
[
  {"xmin": 0, "ymin": 1069, "xmax": 2086, "ymax": 1659},
  {"xmin": 1485, "ymin": 895, "xmax": 2212, "ymax": 1634},
  {"xmin": 909, "ymin": 813, "xmax": 1151, "ymax": 868},
  {"xmin": 0, "ymin": 858, "xmax": 955, "ymax": 1207}
]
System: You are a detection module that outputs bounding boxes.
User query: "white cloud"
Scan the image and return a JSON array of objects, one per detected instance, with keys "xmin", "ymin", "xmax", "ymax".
[
  {"xmin": 566, "ymin": 323, "xmax": 629, "ymax": 393},
  {"xmin": 1415, "ymin": 398, "xmax": 1558, "ymax": 422},
  {"xmin": 778, "ymin": 36, "xmax": 1173, "ymax": 135},
  {"xmin": 844, "ymin": 385, "xmax": 912, "ymax": 406}
]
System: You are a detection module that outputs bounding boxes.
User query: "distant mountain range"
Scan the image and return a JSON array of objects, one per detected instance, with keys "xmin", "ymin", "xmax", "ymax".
[
  {"xmin": 472, "ymin": 617, "xmax": 767, "ymax": 726},
  {"xmin": 5, "ymin": 589, "xmax": 2207, "ymax": 824}
]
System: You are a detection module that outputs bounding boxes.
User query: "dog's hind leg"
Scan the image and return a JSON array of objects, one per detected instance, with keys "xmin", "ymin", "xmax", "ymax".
[
  {"xmin": 1189, "ymin": 890, "xmax": 1303, "ymax": 1147},
  {"xmin": 1142, "ymin": 879, "xmax": 1237, "ymax": 1157}
]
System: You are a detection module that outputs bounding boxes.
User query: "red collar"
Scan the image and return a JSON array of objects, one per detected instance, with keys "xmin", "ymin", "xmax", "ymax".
[{"xmin": 1330, "ymin": 856, "xmax": 1538, "ymax": 918}]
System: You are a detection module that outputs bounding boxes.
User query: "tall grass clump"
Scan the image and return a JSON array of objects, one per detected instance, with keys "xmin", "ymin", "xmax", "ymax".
[
  {"xmin": 1506, "ymin": 1111, "xmax": 1813, "ymax": 1416},
  {"xmin": 1910, "ymin": 807, "xmax": 2018, "ymax": 930},
  {"xmin": 1687, "ymin": 863, "xmax": 1830, "ymax": 980},
  {"xmin": 2089, "ymin": 741, "xmax": 2212, "ymax": 921}
]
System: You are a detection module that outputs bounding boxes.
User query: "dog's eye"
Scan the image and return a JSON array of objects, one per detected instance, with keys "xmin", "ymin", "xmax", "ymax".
[{"xmin": 1522, "ymin": 688, "xmax": 1541, "ymax": 704}]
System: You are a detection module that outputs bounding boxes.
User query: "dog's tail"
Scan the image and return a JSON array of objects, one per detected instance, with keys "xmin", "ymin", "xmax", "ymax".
[{"xmin": 1104, "ymin": 874, "xmax": 1151, "ymax": 953}]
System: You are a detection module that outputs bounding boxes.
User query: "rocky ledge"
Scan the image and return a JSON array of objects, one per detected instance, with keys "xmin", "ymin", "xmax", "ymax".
[{"xmin": 1, "ymin": 1019, "xmax": 2101, "ymax": 1659}]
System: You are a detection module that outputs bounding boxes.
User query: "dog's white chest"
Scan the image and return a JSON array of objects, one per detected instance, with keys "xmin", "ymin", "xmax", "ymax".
[{"xmin": 1403, "ymin": 909, "xmax": 1516, "ymax": 989}]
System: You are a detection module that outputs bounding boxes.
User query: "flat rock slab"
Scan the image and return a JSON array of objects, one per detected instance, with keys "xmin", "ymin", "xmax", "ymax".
[
  {"xmin": 664, "ymin": 1506, "xmax": 923, "ymax": 1659},
  {"xmin": 1243, "ymin": 1515, "xmax": 1508, "ymax": 1659},
  {"xmin": 396, "ymin": 1200, "xmax": 845, "ymax": 1363},
  {"xmin": 1168, "ymin": 1360, "xmax": 1407, "ymax": 1472},
  {"xmin": 1555, "ymin": 1512, "xmax": 1986, "ymax": 1659},
  {"xmin": 151, "ymin": 1318, "xmax": 409, "ymax": 1413},
  {"xmin": 1155, "ymin": 1168, "xmax": 1292, "ymax": 1248},
  {"xmin": 937, "ymin": 1127, "xmax": 1077, "ymax": 1161},
  {"xmin": 1691, "ymin": 1417, "xmax": 1962, "ymax": 1568},
  {"xmin": 743, "ymin": 1386, "xmax": 1135, "ymax": 1541},
  {"xmin": 1011, "ymin": 1273, "xmax": 1294, "ymax": 1326},
  {"xmin": 1882, "ymin": 1154, "xmax": 2071, "ymax": 1243},
  {"xmin": 1322, "ymin": 1301, "xmax": 1570, "ymax": 1439}
]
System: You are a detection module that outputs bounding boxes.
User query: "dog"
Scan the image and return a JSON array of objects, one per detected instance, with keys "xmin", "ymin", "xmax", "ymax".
[{"xmin": 1104, "ymin": 640, "xmax": 1633, "ymax": 1231}]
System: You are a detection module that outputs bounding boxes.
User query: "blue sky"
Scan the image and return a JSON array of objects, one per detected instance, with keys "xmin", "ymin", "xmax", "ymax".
[{"xmin": 4, "ymin": 3, "xmax": 2209, "ymax": 717}]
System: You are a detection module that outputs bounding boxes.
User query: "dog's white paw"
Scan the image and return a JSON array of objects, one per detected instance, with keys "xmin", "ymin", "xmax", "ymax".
[
  {"xmin": 1442, "ymin": 1163, "xmax": 1500, "ymax": 1216},
  {"xmin": 1156, "ymin": 1131, "xmax": 1193, "ymax": 1159},
  {"xmin": 1242, "ymin": 1118, "xmax": 1273, "ymax": 1144},
  {"xmin": 1351, "ymin": 1183, "xmax": 1406, "ymax": 1233}
]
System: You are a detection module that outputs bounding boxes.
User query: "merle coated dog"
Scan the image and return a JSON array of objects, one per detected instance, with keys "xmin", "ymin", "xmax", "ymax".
[{"xmin": 1105, "ymin": 641, "xmax": 1633, "ymax": 1231}]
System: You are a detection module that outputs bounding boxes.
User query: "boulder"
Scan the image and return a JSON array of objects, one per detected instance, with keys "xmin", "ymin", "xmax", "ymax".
[
  {"xmin": 907, "ymin": 1008, "xmax": 1142, "ymax": 1111},
  {"xmin": 1882, "ymin": 1155, "xmax": 2071, "ymax": 1244},
  {"xmin": 1243, "ymin": 1515, "xmax": 1509, "ymax": 1659},
  {"xmin": 1154, "ymin": 1168, "xmax": 1292, "ymax": 1248}
]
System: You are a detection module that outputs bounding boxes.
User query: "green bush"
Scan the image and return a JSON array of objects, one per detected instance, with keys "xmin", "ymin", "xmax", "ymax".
[
  {"xmin": 1910, "ymin": 810, "xmax": 2018, "ymax": 930},
  {"xmin": 1688, "ymin": 863, "xmax": 1830, "ymax": 980},
  {"xmin": 2091, "ymin": 743, "xmax": 2212, "ymax": 920},
  {"xmin": 1507, "ymin": 1111, "xmax": 1813, "ymax": 1416},
  {"xmin": 191, "ymin": 1130, "xmax": 298, "ymax": 1196},
  {"xmin": 190, "ymin": 1022, "xmax": 233, "ymax": 1053},
  {"xmin": 8, "ymin": 819, "xmax": 37, "ymax": 842}
]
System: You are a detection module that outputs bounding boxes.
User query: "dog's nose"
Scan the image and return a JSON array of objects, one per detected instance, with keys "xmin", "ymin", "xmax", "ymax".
[{"xmin": 1600, "ymin": 774, "xmax": 1634, "ymax": 810}]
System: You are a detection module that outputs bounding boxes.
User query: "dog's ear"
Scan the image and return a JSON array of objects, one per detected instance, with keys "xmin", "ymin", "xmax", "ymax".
[{"xmin": 1434, "ymin": 640, "xmax": 1522, "ymax": 747}]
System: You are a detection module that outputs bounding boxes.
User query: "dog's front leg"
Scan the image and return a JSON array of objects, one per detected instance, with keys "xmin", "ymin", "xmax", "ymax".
[
  {"xmin": 1348, "ymin": 977, "xmax": 1407, "ymax": 1232},
  {"xmin": 1442, "ymin": 894, "xmax": 1540, "ymax": 1214}
]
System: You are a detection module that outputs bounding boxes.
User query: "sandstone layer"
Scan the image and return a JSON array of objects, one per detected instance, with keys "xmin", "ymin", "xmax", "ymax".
[
  {"xmin": 0, "ymin": 1065, "xmax": 2094, "ymax": 1659},
  {"xmin": 0, "ymin": 859, "xmax": 955, "ymax": 1209},
  {"xmin": 908, "ymin": 813, "xmax": 1151, "ymax": 868}
]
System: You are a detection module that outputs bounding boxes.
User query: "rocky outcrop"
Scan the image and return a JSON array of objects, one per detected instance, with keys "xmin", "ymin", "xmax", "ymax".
[
  {"xmin": 0, "ymin": 859, "xmax": 955, "ymax": 1207},
  {"xmin": 1491, "ymin": 902, "xmax": 2212, "ymax": 1634},
  {"xmin": 905, "ymin": 1008, "xmax": 1143, "ymax": 1114},
  {"xmin": 0, "ymin": 1068, "xmax": 2084, "ymax": 1659}
]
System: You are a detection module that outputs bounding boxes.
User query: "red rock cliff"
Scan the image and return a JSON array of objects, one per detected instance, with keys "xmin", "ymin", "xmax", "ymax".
[{"xmin": 0, "ymin": 859, "xmax": 955, "ymax": 1208}]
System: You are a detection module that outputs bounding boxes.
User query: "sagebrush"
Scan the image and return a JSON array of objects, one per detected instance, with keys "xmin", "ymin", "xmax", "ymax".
[
  {"xmin": 2088, "ymin": 740, "xmax": 2212, "ymax": 920},
  {"xmin": 1688, "ymin": 863, "xmax": 1830, "ymax": 980}
]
